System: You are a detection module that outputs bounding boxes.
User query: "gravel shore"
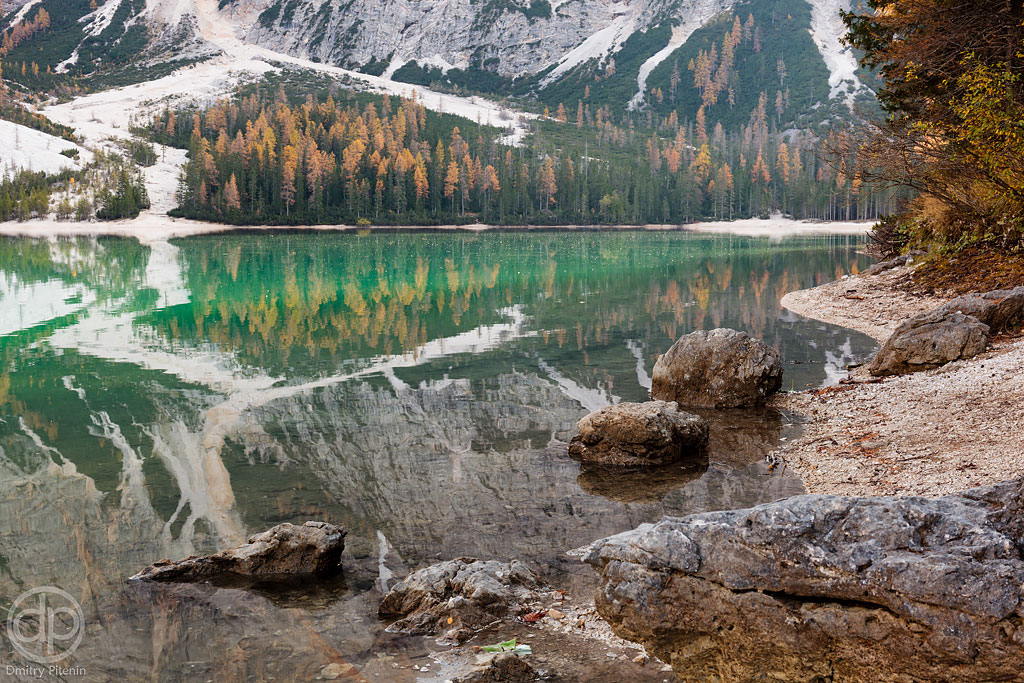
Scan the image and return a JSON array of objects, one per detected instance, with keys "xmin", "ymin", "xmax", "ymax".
[
  {"xmin": 775, "ymin": 265, "xmax": 1024, "ymax": 497},
  {"xmin": 0, "ymin": 216, "xmax": 870, "ymax": 242}
]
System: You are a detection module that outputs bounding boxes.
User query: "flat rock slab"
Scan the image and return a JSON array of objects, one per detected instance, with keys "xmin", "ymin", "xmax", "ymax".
[
  {"xmin": 583, "ymin": 478, "xmax": 1024, "ymax": 682},
  {"xmin": 379, "ymin": 558, "xmax": 544, "ymax": 642},
  {"xmin": 568, "ymin": 401, "xmax": 708, "ymax": 467},
  {"xmin": 651, "ymin": 328, "xmax": 783, "ymax": 408},
  {"xmin": 132, "ymin": 521, "xmax": 347, "ymax": 582}
]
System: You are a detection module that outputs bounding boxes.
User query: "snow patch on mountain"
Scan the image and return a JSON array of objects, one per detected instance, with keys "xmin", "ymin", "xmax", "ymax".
[
  {"xmin": 143, "ymin": 0, "xmax": 197, "ymax": 27},
  {"xmin": 404, "ymin": 54, "xmax": 458, "ymax": 74},
  {"xmin": 541, "ymin": 12, "xmax": 636, "ymax": 86},
  {"xmin": 0, "ymin": 120, "xmax": 91, "ymax": 176},
  {"xmin": 808, "ymin": 0, "xmax": 865, "ymax": 104},
  {"xmin": 629, "ymin": 0, "xmax": 730, "ymax": 110},
  {"xmin": 7, "ymin": 0, "xmax": 40, "ymax": 24},
  {"xmin": 83, "ymin": 0, "xmax": 126, "ymax": 37}
]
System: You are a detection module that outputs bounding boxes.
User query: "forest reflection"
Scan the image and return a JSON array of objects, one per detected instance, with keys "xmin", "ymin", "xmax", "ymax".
[{"xmin": 137, "ymin": 232, "xmax": 870, "ymax": 386}]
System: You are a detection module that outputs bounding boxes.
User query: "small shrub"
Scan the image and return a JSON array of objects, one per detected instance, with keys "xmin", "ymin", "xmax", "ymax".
[
  {"xmin": 868, "ymin": 213, "xmax": 912, "ymax": 258},
  {"xmin": 55, "ymin": 198, "xmax": 73, "ymax": 220},
  {"xmin": 125, "ymin": 139, "xmax": 157, "ymax": 167},
  {"xmin": 74, "ymin": 197, "xmax": 93, "ymax": 221}
]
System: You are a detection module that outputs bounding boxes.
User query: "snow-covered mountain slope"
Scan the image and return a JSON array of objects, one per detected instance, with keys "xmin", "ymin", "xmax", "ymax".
[
  {"xmin": 227, "ymin": 0, "xmax": 868, "ymax": 110},
  {"xmin": 3, "ymin": 0, "xmax": 867, "ymax": 116},
  {"xmin": 808, "ymin": 0, "xmax": 866, "ymax": 104},
  {"xmin": 0, "ymin": 120, "xmax": 92, "ymax": 176},
  {"xmin": 24, "ymin": 0, "xmax": 534, "ymax": 155}
]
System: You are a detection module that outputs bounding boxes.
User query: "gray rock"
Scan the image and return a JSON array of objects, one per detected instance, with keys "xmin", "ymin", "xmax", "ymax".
[
  {"xmin": 651, "ymin": 329, "xmax": 783, "ymax": 408},
  {"xmin": 378, "ymin": 558, "xmax": 543, "ymax": 642},
  {"xmin": 454, "ymin": 653, "xmax": 538, "ymax": 683},
  {"xmin": 862, "ymin": 250, "xmax": 925, "ymax": 276},
  {"xmin": 869, "ymin": 311, "xmax": 990, "ymax": 376},
  {"xmin": 567, "ymin": 401, "xmax": 708, "ymax": 467},
  {"xmin": 131, "ymin": 521, "xmax": 346, "ymax": 582},
  {"xmin": 583, "ymin": 479, "xmax": 1024, "ymax": 682},
  {"xmin": 933, "ymin": 286, "xmax": 1024, "ymax": 335}
]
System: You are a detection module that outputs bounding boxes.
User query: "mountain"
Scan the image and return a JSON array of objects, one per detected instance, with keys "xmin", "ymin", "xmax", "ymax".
[{"xmin": 1, "ymin": 0, "xmax": 869, "ymax": 126}]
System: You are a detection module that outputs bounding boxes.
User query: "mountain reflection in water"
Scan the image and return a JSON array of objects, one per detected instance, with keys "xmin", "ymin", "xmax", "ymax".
[{"xmin": 0, "ymin": 231, "xmax": 875, "ymax": 680}]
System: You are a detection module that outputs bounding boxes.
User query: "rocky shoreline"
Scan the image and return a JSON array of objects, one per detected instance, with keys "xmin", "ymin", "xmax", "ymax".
[
  {"xmin": 776, "ymin": 264, "xmax": 1024, "ymax": 496},
  {"xmin": 121, "ymin": 254, "xmax": 1024, "ymax": 681},
  {"xmin": 577, "ymin": 262, "xmax": 1024, "ymax": 681}
]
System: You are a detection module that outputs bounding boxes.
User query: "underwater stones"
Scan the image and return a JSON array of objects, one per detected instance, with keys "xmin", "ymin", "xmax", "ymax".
[
  {"xmin": 575, "ymin": 459, "xmax": 708, "ymax": 504},
  {"xmin": 378, "ymin": 558, "xmax": 544, "ymax": 642},
  {"xmin": 567, "ymin": 401, "xmax": 709, "ymax": 467},
  {"xmin": 132, "ymin": 521, "xmax": 346, "ymax": 582},
  {"xmin": 651, "ymin": 328, "xmax": 784, "ymax": 408}
]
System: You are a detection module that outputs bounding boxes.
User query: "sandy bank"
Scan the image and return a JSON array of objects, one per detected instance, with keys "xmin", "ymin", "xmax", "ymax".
[
  {"xmin": 682, "ymin": 217, "xmax": 872, "ymax": 239},
  {"xmin": 775, "ymin": 265, "xmax": 1024, "ymax": 497},
  {"xmin": 0, "ymin": 214, "xmax": 872, "ymax": 242}
]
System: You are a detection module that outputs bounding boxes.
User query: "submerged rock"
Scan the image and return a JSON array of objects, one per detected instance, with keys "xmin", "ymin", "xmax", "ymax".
[
  {"xmin": 378, "ymin": 558, "xmax": 544, "ymax": 642},
  {"xmin": 869, "ymin": 311, "xmax": 990, "ymax": 376},
  {"xmin": 576, "ymin": 459, "xmax": 708, "ymax": 504},
  {"xmin": 651, "ymin": 329, "xmax": 783, "ymax": 408},
  {"xmin": 132, "ymin": 521, "xmax": 346, "ymax": 582},
  {"xmin": 568, "ymin": 401, "xmax": 708, "ymax": 467},
  {"xmin": 583, "ymin": 478, "xmax": 1024, "ymax": 682}
]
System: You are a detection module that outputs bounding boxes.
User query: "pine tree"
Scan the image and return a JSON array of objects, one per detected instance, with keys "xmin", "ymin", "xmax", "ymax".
[
  {"xmin": 281, "ymin": 145, "xmax": 298, "ymax": 215},
  {"xmin": 444, "ymin": 161, "xmax": 459, "ymax": 213},
  {"xmin": 224, "ymin": 173, "xmax": 241, "ymax": 212},
  {"xmin": 539, "ymin": 158, "xmax": 557, "ymax": 210}
]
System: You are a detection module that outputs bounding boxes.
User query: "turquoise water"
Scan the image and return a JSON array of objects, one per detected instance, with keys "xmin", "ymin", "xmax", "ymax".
[{"xmin": 0, "ymin": 231, "xmax": 875, "ymax": 680}]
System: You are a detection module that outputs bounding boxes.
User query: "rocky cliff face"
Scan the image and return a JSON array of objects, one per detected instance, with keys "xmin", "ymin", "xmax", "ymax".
[{"xmin": 233, "ymin": 0, "xmax": 727, "ymax": 78}]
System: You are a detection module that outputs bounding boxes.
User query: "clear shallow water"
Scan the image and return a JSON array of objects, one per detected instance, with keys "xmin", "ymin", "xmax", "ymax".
[{"xmin": 0, "ymin": 231, "xmax": 875, "ymax": 680}]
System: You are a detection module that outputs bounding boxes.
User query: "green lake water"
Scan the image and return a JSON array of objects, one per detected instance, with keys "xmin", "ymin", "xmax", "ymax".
[{"xmin": 0, "ymin": 231, "xmax": 875, "ymax": 680}]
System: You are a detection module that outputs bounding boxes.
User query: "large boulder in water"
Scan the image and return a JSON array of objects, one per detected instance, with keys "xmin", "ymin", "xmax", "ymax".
[
  {"xmin": 583, "ymin": 478, "xmax": 1024, "ymax": 682},
  {"xmin": 651, "ymin": 328, "xmax": 783, "ymax": 408},
  {"xmin": 868, "ymin": 311, "xmax": 989, "ymax": 376},
  {"xmin": 567, "ymin": 401, "xmax": 708, "ymax": 467},
  {"xmin": 131, "ymin": 521, "xmax": 346, "ymax": 582},
  {"xmin": 378, "ymin": 558, "xmax": 544, "ymax": 642}
]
